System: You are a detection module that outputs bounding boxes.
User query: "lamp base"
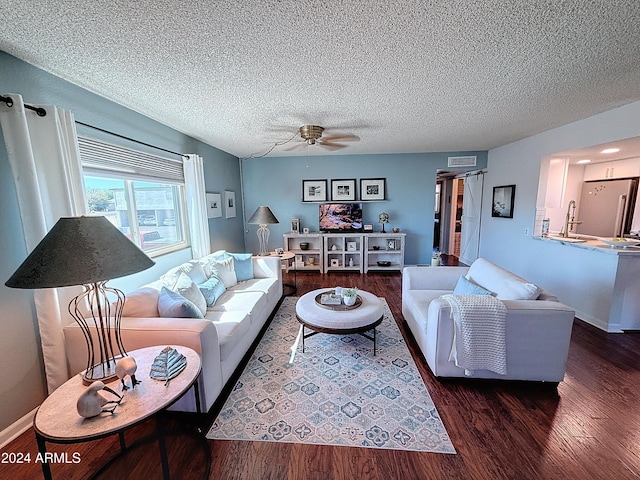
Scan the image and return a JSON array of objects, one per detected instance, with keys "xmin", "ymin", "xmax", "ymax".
[{"xmin": 257, "ymin": 224, "xmax": 270, "ymax": 256}]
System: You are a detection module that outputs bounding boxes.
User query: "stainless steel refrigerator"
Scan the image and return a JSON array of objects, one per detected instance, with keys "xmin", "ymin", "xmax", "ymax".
[{"xmin": 576, "ymin": 178, "xmax": 639, "ymax": 237}]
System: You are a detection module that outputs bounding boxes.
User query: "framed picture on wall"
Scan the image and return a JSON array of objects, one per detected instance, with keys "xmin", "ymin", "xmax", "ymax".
[
  {"xmin": 360, "ymin": 178, "xmax": 386, "ymax": 201},
  {"xmin": 492, "ymin": 185, "xmax": 516, "ymax": 218},
  {"xmin": 206, "ymin": 193, "xmax": 222, "ymax": 218},
  {"xmin": 331, "ymin": 179, "xmax": 356, "ymax": 201},
  {"xmin": 225, "ymin": 190, "xmax": 236, "ymax": 218},
  {"xmin": 302, "ymin": 179, "xmax": 327, "ymax": 202}
]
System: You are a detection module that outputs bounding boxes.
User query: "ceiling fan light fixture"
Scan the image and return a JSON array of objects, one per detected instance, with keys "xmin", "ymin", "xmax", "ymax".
[{"xmin": 299, "ymin": 125, "xmax": 325, "ymax": 145}]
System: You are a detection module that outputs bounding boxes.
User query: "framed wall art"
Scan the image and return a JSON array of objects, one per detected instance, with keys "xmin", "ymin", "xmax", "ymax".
[
  {"xmin": 331, "ymin": 179, "xmax": 356, "ymax": 201},
  {"xmin": 225, "ymin": 190, "xmax": 236, "ymax": 218},
  {"xmin": 206, "ymin": 193, "xmax": 222, "ymax": 218},
  {"xmin": 492, "ymin": 185, "xmax": 516, "ymax": 218},
  {"xmin": 302, "ymin": 179, "xmax": 327, "ymax": 202},
  {"xmin": 360, "ymin": 178, "xmax": 386, "ymax": 201}
]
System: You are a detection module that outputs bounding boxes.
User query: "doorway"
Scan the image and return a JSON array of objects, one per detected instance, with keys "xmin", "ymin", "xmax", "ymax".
[{"xmin": 434, "ymin": 170, "xmax": 484, "ymax": 265}]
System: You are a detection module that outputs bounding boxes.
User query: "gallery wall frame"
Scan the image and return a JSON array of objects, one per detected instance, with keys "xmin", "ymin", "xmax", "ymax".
[
  {"xmin": 225, "ymin": 190, "xmax": 236, "ymax": 218},
  {"xmin": 360, "ymin": 178, "xmax": 386, "ymax": 201},
  {"xmin": 206, "ymin": 193, "xmax": 222, "ymax": 218},
  {"xmin": 492, "ymin": 184, "xmax": 516, "ymax": 218},
  {"xmin": 302, "ymin": 179, "xmax": 328, "ymax": 202},
  {"xmin": 331, "ymin": 179, "xmax": 357, "ymax": 201}
]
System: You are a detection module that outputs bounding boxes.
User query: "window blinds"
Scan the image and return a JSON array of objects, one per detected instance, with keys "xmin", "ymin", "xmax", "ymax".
[{"xmin": 78, "ymin": 136, "xmax": 184, "ymax": 183}]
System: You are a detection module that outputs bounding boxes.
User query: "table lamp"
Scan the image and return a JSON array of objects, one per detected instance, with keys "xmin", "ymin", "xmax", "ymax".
[
  {"xmin": 5, "ymin": 216, "xmax": 155, "ymax": 383},
  {"xmin": 247, "ymin": 206, "xmax": 279, "ymax": 256}
]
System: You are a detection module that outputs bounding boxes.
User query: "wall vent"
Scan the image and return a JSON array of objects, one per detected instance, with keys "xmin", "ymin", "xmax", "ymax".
[{"xmin": 448, "ymin": 156, "xmax": 477, "ymax": 167}]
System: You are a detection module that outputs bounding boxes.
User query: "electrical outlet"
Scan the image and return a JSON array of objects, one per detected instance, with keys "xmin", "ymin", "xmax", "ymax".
[{"xmin": 524, "ymin": 228, "xmax": 529, "ymax": 235}]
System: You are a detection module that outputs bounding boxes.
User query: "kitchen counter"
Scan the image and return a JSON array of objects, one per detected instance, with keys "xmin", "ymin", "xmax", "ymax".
[
  {"xmin": 533, "ymin": 234, "xmax": 640, "ymax": 332},
  {"xmin": 533, "ymin": 235, "xmax": 640, "ymax": 255}
]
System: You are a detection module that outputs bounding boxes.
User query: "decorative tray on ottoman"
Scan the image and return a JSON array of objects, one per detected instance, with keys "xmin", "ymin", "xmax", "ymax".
[{"xmin": 315, "ymin": 290, "xmax": 362, "ymax": 311}]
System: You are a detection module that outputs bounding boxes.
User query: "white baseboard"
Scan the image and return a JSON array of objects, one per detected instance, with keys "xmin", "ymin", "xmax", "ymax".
[{"xmin": 0, "ymin": 407, "xmax": 37, "ymax": 449}]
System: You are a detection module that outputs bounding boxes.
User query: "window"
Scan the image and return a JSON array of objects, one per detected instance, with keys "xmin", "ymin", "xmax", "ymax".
[{"xmin": 79, "ymin": 137, "xmax": 189, "ymax": 256}]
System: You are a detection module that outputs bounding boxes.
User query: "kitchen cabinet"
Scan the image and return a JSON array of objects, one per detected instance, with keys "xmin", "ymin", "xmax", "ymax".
[{"xmin": 583, "ymin": 158, "xmax": 640, "ymax": 181}]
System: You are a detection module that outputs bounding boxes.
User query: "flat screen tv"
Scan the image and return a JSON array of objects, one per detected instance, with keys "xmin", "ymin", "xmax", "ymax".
[{"xmin": 319, "ymin": 203, "xmax": 363, "ymax": 232}]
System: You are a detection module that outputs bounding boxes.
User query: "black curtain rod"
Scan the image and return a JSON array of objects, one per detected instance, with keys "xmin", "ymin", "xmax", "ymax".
[
  {"xmin": 1, "ymin": 94, "xmax": 187, "ymax": 158},
  {"xmin": 1, "ymin": 94, "xmax": 47, "ymax": 116},
  {"xmin": 75, "ymin": 120, "xmax": 189, "ymax": 159}
]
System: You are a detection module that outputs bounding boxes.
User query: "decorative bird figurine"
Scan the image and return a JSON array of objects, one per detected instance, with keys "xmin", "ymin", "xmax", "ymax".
[
  {"xmin": 116, "ymin": 356, "xmax": 141, "ymax": 391},
  {"xmin": 76, "ymin": 381, "xmax": 123, "ymax": 418}
]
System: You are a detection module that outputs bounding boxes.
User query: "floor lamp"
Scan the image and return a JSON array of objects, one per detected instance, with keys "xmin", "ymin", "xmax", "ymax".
[
  {"xmin": 247, "ymin": 206, "xmax": 279, "ymax": 256},
  {"xmin": 5, "ymin": 216, "xmax": 155, "ymax": 383}
]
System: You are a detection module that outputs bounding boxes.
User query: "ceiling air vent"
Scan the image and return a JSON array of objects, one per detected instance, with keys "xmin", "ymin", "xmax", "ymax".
[{"xmin": 448, "ymin": 156, "xmax": 477, "ymax": 167}]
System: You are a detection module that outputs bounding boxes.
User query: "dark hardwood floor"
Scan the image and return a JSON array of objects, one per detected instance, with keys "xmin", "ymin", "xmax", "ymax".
[{"xmin": 2, "ymin": 263, "xmax": 639, "ymax": 479}]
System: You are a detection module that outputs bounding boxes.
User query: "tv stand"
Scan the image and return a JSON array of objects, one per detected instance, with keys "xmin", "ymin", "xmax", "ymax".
[{"xmin": 284, "ymin": 232, "xmax": 405, "ymax": 273}]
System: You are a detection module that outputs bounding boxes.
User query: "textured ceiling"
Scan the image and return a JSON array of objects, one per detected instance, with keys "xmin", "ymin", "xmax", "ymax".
[{"xmin": 2, "ymin": 1, "xmax": 640, "ymax": 158}]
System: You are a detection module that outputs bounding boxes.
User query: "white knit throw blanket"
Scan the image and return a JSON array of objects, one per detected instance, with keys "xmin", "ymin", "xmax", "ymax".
[{"xmin": 441, "ymin": 294, "xmax": 508, "ymax": 376}]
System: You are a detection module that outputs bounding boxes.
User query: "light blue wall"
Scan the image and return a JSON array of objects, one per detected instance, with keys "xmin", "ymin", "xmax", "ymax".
[
  {"xmin": 241, "ymin": 151, "xmax": 488, "ymax": 264},
  {"xmin": 483, "ymin": 100, "xmax": 640, "ymax": 330},
  {"xmin": 0, "ymin": 51, "xmax": 244, "ymax": 431}
]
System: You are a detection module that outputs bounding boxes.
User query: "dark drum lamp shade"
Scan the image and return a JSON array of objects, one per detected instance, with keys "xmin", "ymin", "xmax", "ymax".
[
  {"xmin": 247, "ymin": 206, "xmax": 279, "ymax": 256},
  {"xmin": 6, "ymin": 216, "xmax": 155, "ymax": 383}
]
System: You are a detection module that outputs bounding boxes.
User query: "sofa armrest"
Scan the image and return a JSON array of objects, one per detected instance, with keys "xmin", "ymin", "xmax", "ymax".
[
  {"xmin": 426, "ymin": 297, "xmax": 575, "ymax": 381},
  {"xmin": 63, "ymin": 316, "xmax": 222, "ymax": 412},
  {"xmin": 253, "ymin": 256, "xmax": 282, "ymax": 281},
  {"xmin": 402, "ymin": 266, "xmax": 469, "ymax": 297}
]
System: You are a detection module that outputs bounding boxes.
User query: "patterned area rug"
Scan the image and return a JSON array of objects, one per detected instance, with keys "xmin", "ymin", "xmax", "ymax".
[{"xmin": 207, "ymin": 297, "xmax": 456, "ymax": 453}]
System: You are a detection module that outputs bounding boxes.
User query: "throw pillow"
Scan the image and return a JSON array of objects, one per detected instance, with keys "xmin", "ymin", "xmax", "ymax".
[
  {"xmin": 199, "ymin": 250, "xmax": 228, "ymax": 277},
  {"xmin": 199, "ymin": 275, "xmax": 227, "ymax": 307},
  {"xmin": 466, "ymin": 258, "xmax": 542, "ymax": 300},
  {"xmin": 172, "ymin": 272, "xmax": 208, "ymax": 316},
  {"xmin": 161, "ymin": 261, "xmax": 208, "ymax": 288},
  {"xmin": 453, "ymin": 276, "xmax": 493, "ymax": 295},
  {"xmin": 121, "ymin": 287, "xmax": 161, "ymax": 317},
  {"xmin": 214, "ymin": 256, "xmax": 238, "ymax": 288},
  {"xmin": 157, "ymin": 287, "xmax": 204, "ymax": 318},
  {"xmin": 228, "ymin": 253, "xmax": 254, "ymax": 282}
]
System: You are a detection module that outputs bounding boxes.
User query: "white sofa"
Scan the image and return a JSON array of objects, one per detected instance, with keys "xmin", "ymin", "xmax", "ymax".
[
  {"xmin": 402, "ymin": 258, "xmax": 575, "ymax": 383},
  {"xmin": 64, "ymin": 252, "xmax": 282, "ymax": 412}
]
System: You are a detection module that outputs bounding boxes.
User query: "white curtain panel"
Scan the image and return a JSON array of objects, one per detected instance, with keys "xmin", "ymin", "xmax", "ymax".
[
  {"xmin": 0, "ymin": 94, "xmax": 86, "ymax": 393},
  {"xmin": 183, "ymin": 154, "xmax": 211, "ymax": 259}
]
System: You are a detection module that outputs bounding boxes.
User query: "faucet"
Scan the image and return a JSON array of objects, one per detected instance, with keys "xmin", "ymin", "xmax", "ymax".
[{"xmin": 563, "ymin": 200, "xmax": 582, "ymax": 237}]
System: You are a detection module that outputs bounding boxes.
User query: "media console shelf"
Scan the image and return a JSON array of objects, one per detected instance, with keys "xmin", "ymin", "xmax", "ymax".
[
  {"xmin": 283, "ymin": 233, "xmax": 324, "ymax": 272},
  {"xmin": 364, "ymin": 233, "xmax": 406, "ymax": 273},
  {"xmin": 283, "ymin": 232, "xmax": 405, "ymax": 274}
]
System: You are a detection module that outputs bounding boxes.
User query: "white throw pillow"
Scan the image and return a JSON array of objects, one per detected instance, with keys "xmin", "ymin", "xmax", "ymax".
[
  {"xmin": 213, "ymin": 256, "xmax": 238, "ymax": 288},
  {"xmin": 466, "ymin": 258, "xmax": 541, "ymax": 300},
  {"xmin": 161, "ymin": 261, "xmax": 208, "ymax": 288},
  {"xmin": 199, "ymin": 250, "xmax": 228, "ymax": 278}
]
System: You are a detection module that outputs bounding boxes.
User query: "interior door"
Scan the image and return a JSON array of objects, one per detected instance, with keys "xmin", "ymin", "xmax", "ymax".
[{"xmin": 459, "ymin": 171, "xmax": 484, "ymax": 265}]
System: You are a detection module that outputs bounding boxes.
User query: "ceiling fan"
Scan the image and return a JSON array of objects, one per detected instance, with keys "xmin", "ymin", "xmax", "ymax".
[{"xmin": 285, "ymin": 124, "xmax": 360, "ymax": 151}]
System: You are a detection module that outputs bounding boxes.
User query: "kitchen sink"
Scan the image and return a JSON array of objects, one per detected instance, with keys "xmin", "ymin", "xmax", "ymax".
[{"xmin": 548, "ymin": 235, "xmax": 587, "ymax": 243}]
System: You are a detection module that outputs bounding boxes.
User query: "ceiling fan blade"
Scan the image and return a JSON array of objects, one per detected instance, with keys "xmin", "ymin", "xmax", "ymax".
[
  {"xmin": 317, "ymin": 142, "xmax": 347, "ymax": 150},
  {"xmin": 322, "ymin": 134, "xmax": 360, "ymax": 142}
]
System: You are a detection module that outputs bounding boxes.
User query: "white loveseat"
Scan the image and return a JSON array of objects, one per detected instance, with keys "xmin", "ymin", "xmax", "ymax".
[
  {"xmin": 64, "ymin": 252, "xmax": 282, "ymax": 412},
  {"xmin": 402, "ymin": 258, "xmax": 575, "ymax": 383}
]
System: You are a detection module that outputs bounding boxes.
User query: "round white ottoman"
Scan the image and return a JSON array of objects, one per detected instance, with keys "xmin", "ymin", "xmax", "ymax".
[{"xmin": 295, "ymin": 288, "xmax": 384, "ymax": 355}]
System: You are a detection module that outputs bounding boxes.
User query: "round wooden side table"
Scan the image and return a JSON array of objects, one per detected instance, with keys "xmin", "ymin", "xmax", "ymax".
[{"xmin": 34, "ymin": 345, "xmax": 202, "ymax": 479}]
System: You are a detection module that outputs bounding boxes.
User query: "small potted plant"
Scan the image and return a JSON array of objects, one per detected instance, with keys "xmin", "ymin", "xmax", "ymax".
[{"xmin": 342, "ymin": 287, "xmax": 358, "ymax": 306}]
